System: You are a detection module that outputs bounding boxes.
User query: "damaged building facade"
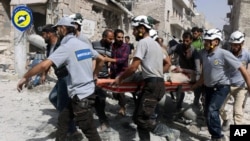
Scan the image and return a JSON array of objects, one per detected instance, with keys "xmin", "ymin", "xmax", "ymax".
[
  {"xmin": 1, "ymin": 0, "xmax": 131, "ymax": 77},
  {"xmin": 1, "ymin": 0, "xmax": 208, "ymax": 77},
  {"xmin": 224, "ymin": 0, "xmax": 250, "ymax": 48}
]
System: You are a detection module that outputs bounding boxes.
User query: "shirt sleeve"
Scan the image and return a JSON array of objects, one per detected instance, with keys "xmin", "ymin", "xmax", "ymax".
[
  {"xmin": 48, "ymin": 44, "xmax": 69, "ymax": 68},
  {"xmin": 224, "ymin": 50, "xmax": 242, "ymax": 70},
  {"xmin": 194, "ymin": 50, "xmax": 202, "ymax": 80},
  {"xmin": 134, "ymin": 41, "xmax": 147, "ymax": 60},
  {"xmin": 91, "ymin": 47, "xmax": 100, "ymax": 59}
]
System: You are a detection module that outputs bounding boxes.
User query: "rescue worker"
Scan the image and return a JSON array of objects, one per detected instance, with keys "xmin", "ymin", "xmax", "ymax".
[
  {"xmin": 112, "ymin": 15, "xmax": 180, "ymax": 141},
  {"xmin": 192, "ymin": 28, "xmax": 250, "ymax": 141},
  {"xmin": 69, "ymin": 13, "xmax": 92, "ymax": 45},
  {"xmin": 17, "ymin": 17, "xmax": 104, "ymax": 141},
  {"xmin": 220, "ymin": 31, "xmax": 250, "ymax": 131}
]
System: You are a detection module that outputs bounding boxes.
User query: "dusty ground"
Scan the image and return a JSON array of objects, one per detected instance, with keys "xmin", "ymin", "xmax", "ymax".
[{"xmin": 1, "ymin": 74, "xmax": 250, "ymax": 141}]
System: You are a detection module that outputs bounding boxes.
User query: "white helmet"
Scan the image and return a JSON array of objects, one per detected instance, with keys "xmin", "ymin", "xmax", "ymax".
[
  {"xmin": 131, "ymin": 15, "xmax": 153, "ymax": 29},
  {"xmin": 229, "ymin": 31, "xmax": 245, "ymax": 43},
  {"xmin": 69, "ymin": 13, "xmax": 83, "ymax": 25},
  {"xmin": 149, "ymin": 29, "xmax": 159, "ymax": 40},
  {"xmin": 203, "ymin": 28, "xmax": 223, "ymax": 41}
]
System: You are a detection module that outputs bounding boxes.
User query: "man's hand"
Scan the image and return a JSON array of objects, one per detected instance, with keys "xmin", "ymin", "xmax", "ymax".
[
  {"xmin": 103, "ymin": 55, "xmax": 110, "ymax": 62},
  {"xmin": 191, "ymin": 83, "xmax": 198, "ymax": 90},
  {"xmin": 172, "ymin": 67, "xmax": 183, "ymax": 73},
  {"xmin": 17, "ymin": 77, "xmax": 29, "ymax": 92},
  {"xmin": 40, "ymin": 74, "xmax": 46, "ymax": 84},
  {"xmin": 112, "ymin": 76, "xmax": 122, "ymax": 86}
]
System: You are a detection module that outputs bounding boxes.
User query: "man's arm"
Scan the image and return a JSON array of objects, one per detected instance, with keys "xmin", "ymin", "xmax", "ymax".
[
  {"xmin": 93, "ymin": 55, "xmax": 105, "ymax": 79},
  {"xmin": 17, "ymin": 59, "xmax": 53, "ymax": 92},
  {"xmin": 163, "ymin": 55, "xmax": 171, "ymax": 73},
  {"xmin": 114, "ymin": 57, "xmax": 141, "ymax": 85},
  {"xmin": 104, "ymin": 56, "xmax": 116, "ymax": 63},
  {"xmin": 191, "ymin": 69, "xmax": 204, "ymax": 89},
  {"xmin": 239, "ymin": 65, "xmax": 250, "ymax": 93}
]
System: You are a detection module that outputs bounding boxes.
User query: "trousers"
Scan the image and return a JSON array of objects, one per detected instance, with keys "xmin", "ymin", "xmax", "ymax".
[
  {"xmin": 220, "ymin": 86, "xmax": 247, "ymax": 124},
  {"xmin": 56, "ymin": 94, "xmax": 101, "ymax": 141},
  {"xmin": 204, "ymin": 85, "xmax": 230, "ymax": 139}
]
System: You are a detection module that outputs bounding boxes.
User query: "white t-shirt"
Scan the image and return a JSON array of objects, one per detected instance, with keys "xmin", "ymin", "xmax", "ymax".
[{"xmin": 134, "ymin": 36, "xmax": 164, "ymax": 79}]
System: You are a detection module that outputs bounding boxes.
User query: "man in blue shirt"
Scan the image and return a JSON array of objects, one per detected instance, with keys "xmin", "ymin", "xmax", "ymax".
[
  {"xmin": 192, "ymin": 29, "xmax": 250, "ymax": 141},
  {"xmin": 220, "ymin": 31, "xmax": 250, "ymax": 131},
  {"xmin": 17, "ymin": 17, "xmax": 104, "ymax": 141}
]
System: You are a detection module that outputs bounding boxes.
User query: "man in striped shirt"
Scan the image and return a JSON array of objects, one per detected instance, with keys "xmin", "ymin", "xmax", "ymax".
[{"xmin": 92, "ymin": 29, "xmax": 114, "ymax": 132}]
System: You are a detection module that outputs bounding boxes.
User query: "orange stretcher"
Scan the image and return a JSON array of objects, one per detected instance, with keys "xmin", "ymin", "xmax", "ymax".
[{"xmin": 96, "ymin": 79, "xmax": 192, "ymax": 93}]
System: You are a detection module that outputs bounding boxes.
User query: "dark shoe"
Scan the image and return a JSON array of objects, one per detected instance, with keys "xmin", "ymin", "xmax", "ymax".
[
  {"xmin": 222, "ymin": 120, "xmax": 230, "ymax": 131},
  {"xmin": 66, "ymin": 131, "xmax": 84, "ymax": 141}
]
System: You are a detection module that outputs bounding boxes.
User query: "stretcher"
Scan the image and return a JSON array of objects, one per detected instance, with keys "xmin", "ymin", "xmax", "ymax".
[{"xmin": 96, "ymin": 79, "xmax": 192, "ymax": 93}]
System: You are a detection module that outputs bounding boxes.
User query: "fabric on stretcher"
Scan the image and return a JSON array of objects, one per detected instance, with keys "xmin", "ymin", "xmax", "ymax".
[
  {"xmin": 96, "ymin": 79, "xmax": 191, "ymax": 93},
  {"xmin": 96, "ymin": 69, "xmax": 193, "ymax": 93}
]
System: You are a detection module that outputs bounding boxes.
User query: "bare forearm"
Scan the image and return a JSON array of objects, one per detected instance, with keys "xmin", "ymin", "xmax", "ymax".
[
  {"xmin": 119, "ymin": 67, "xmax": 136, "ymax": 82},
  {"xmin": 23, "ymin": 61, "xmax": 50, "ymax": 79},
  {"xmin": 163, "ymin": 56, "xmax": 171, "ymax": 73},
  {"xmin": 94, "ymin": 57, "xmax": 105, "ymax": 78},
  {"xmin": 105, "ymin": 57, "xmax": 116, "ymax": 63},
  {"xmin": 240, "ymin": 66, "xmax": 250, "ymax": 90},
  {"xmin": 192, "ymin": 70, "xmax": 204, "ymax": 90},
  {"xmin": 163, "ymin": 64, "xmax": 171, "ymax": 73},
  {"xmin": 182, "ymin": 68, "xmax": 195, "ymax": 74}
]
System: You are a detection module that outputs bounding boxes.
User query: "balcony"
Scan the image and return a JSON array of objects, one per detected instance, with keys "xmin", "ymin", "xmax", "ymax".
[
  {"xmin": 228, "ymin": 0, "xmax": 233, "ymax": 5},
  {"xmin": 119, "ymin": 0, "xmax": 135, "ymax": 10},
  {"xmin": 226, "ymin": 12, "xmax": 231, "ymax": 18},
  {"xmin": 223, "ymin": 25, "xmax": 231, "ymax": 32},
  {"xmin": 10, "ymin": 0, "xmax": 48, "ymax": 5},
  {"xmin": 170, "ymin": 16, "xmax": 184, "ymax": 29},
  {"xmin": 175, "ymin": 0, "xmax": 190, "ymax": 9}
]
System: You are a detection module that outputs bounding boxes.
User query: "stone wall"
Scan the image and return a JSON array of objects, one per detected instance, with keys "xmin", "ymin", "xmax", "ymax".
[
  {"xmin": 46, "ymin": 0, "xmax": 126, "ymax": 41},
  {"xmin": 229, "ymin": 0, "xmax": 250, "ymax": 50},
  {"xmin": 238, "ymin": 1, "xmax": 250, "ymax": 48},
  {"xmin": 132, "ymin": 0, "xmax": 165, "ymax": 29},
  {"xmin": 0, "ymin": 1, "xmax": 13, "ymax": 71},
  {"xmin": 0, "ymin": 2, "xmax": 11, "ymax": 41},
  {"xmin": 131, "ymin": 0, "xmax": 169, "ymax": 41}
]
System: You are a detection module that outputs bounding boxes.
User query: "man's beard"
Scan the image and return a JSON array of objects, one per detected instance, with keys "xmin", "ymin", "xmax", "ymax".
[
  {"xmin": 114, "ymin": 41, "xmax": 123, "ymax": 47},
  {"xmin": 231, "ymin": 48, "xmax": 241, "ymax": 55},
  {"xmin": 56, "ymin": 30, "xmax": 64, "ymax": 40},
  {"xmin": 103, "ymin": 41, "xmax": 112, "ymax": 48},
  {"xmin": 135, "ymin": 35, "xmax": 143, "ymax": 41},
  {"xmin": 45, "ymin": 38, "xmax": 50, "ymax": 44}
]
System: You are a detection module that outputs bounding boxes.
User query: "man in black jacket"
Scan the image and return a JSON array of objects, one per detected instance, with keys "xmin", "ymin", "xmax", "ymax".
[{"xmin": 40, "ymin": 24, "xmax": 83, "ymax": 140}]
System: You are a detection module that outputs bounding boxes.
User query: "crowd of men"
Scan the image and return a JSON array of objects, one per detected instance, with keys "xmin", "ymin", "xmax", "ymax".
[{"xmin": 16, "ymin": 13, "xmax": 250, "ymax": 141}]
